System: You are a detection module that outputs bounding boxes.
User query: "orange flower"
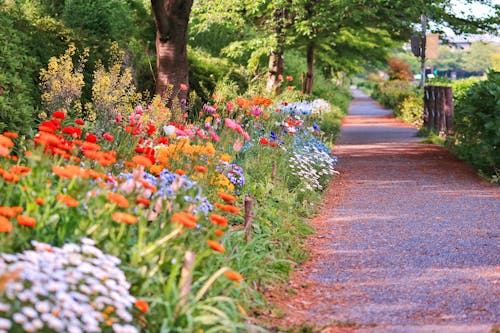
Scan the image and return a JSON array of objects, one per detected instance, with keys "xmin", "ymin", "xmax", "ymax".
[
  {"xmin": 175, "ymin": 169, "xmax": 186, "ymax": 175},
  {"xmin": 139, "ymin": 179, "xmax": 157, "ymax": 192},
  {"xmin": 9, "ymin": 165, "xmax": 31, "ymax": 176},
  {"xmin": 215, "ymin": 203, "xmax": 241, "ymax": 214},
  {"xmin": 135, "ymin": 300, "xmax": 149, "ymax": 313},
  {"xmin": 56, "ymin": 194, "xmax": 79, "ymax": 207},
  {"xmin": 11, "ymin": 206, "xmax": 23, "ymax": 214},
  {"xmin": 136, "ymin": 198, "xmax": 151, "ymax": 206},
  {"xmin": 194, "ymin": 165, "xmax": 208, "ymax": 173},
  {"xmin": 35, "ymin": 198, "xmax": 46, "ymax": 205},
  {"xmin": 171, "ymin": 211, "xmax": 198, "ymax": 229},
  {"xmin": 225, "ymin": 270, "xmax": 243, "ymax": 281},
  {"xmin": 81, "ymin": 142, "xmax": 101, "ymax": 151},
  {"xmin": 0, "ymin": 206, "xmax": 18, "ymax": 218},
  {"xmin": 52, "ymin": 165, "xmax": 74, "ymax": 178},
  {"xmin": 2, "ymin": 132, "xmax": 18, "ymax": 139},
  {"xmin": 132, "ymin": 155, "xmax": 153, "ymax": 168},
  {"xmin": 17, "ymin": 215, "xmax": 36, "ymax": 227},
  {"xmin": 124, "ymin": 161, "xmax": 135, "ymax": 168},
  {"xmin": 0, "ymin": 216, "xmax": 12, "ymax": 233},
  {"xmin": 0, "ymin": 135, "xmax": 14, "ymax": 148},
  {"xmin": 215, "ymin": 229, "xmax": 225, "ymax": 237},
  {"xmin": 107, "ymin": 192, "xmax": 130, "ymax": 208},
  {"xmin": 1, "ymin": 172, "xmax": 19, "ymax": 182},
  {"xmin": 209, "ymin": 214, "xmax": 228, "ymax": 228},
  {"xmin": 217, "ymin": 192, "xmax": 237, "ymax": 202},
  {"xmin": 207, "ymin": 240, "xmax": 225, "ymax": 253},
  {"xmin": 112, "ymin": 212, "xmax": 138, "ymax": 224},
  {"xmin": 0, "ymin": 145, "xmax": 9, "ymax": 157}
]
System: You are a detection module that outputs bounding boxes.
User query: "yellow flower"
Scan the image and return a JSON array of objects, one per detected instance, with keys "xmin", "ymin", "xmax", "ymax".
[{"xmin": 220, "ymin": 154, "xmax": 231, "ymax": 163}]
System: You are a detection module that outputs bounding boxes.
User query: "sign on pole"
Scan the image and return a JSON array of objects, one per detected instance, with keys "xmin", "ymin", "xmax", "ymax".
[{"xmin": 426, "ymin": 34, "xmax": 439, "ymax": 59}]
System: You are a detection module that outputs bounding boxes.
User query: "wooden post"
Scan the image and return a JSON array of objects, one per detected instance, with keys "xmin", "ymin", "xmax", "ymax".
[
  {"xmin": 423, "ymin": 86, "xmax": 430, "ymax": 128},
  {"xmin": 178, "ymin": 251, "xmax": 195, "ymax": 308},
  {"xmin": 244, "ymin": 196, "xmax": 253, "ymax": 243},
  {"xmin": 430, "ymin": 86, "xmax": 437, "ymax": 130},
  {"xmin": 443, "ymin": 86, "xmax": 454, "ymax": 134}
]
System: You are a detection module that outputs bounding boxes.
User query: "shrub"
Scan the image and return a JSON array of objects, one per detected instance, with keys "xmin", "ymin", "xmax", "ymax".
[
  {"xmin": 371, "ymin": 80, "xmax": 418, "ymax": 111},
  {"xmin": 0, "ymin": 6, "xmax": 39, "ymax": 135},
  {"xmin": 387, "ymin": 57, "xmax": 413, "ymax": 81},
  {"xmin": 395, "ymin": 93, "xmax": 424, "ymax": 127},
  {"xmin": 452, "ymin": 70, "xmax": 500, "ymax": 180}
]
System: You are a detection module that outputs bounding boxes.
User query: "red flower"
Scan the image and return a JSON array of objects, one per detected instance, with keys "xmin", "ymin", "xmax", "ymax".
[
  {"xmin": 180, "ymin": 83, "xmax": 188, "ymax": 91},
  {"xmin": 85, "ymin": 133, "xmax": 97, "ymax": 143},
  {"xmin": 259, "ymin": 137, "xmax": 269, "ymax": 145},
  {"xmin": 52, "ymin": 110, "xmax": 66, "ymax": 120},
  {"xmin": 147, "ymin": 124, "xmax": 156, "ymax": 135},
  {"xmin": 158, "ymin": 136, "xmax": 169, "ymax": 145},
  {"xmin": 103, "ymin": 132, "xmax": 114, "ymax": 142},
  {"xmin": 286, "ymin": 76, "xmax": 293, "ymax": 81},
  {"xmin": 135, "ymin": 300, "xmax": 149, "ymax": 313},
  {"xmin": 75, "ymin": 118, "xmax": 85, "ymax": 125}
]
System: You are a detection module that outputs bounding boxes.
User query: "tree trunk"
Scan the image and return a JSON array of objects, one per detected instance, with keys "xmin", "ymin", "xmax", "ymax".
[
  {"xmin": 266, "ymin": 49, "xmax": 284, "ymax": 93},
  {"xmin": 151, "ymin": 0, "xmax": 193, "ymax": 103},
  {"xmin": 303, "ymin": 42, "xmax": 315, "ymax": 94},
  {"xmin": 266, "ymin": 7, "xmax": 287, "ymax": 93}
]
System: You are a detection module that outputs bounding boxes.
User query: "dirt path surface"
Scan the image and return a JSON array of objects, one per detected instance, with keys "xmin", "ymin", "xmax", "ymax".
[{"xmin": 268, "ymin": 89, "xmax": 500, "ymax": 333}]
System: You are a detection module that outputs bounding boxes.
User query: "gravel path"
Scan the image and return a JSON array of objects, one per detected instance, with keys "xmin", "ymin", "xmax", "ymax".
[{"xmin": 270, "ymin": 89, "xmax": 500, "ymax": 333}]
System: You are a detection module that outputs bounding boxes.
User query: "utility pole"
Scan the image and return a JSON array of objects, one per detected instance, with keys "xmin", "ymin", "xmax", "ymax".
[{"xmin": 420, "ymin": 14, "xmax": 427, "ymax": 89}]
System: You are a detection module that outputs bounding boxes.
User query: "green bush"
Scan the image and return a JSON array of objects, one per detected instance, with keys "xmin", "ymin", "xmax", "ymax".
[
  {"xmin": 452, "ymin": 70, "xmax": 500, "ymax": 180},
  {"xmin": 371, "ymin": 79, "xmax": 418, "ymax": 111},
  {"xmin": 395, "ymin": 93, "xmax": 424, "ymax": 127},
  {"xmin": 0, "ymin": 6, "xmax": 39, "ymax": 135}
]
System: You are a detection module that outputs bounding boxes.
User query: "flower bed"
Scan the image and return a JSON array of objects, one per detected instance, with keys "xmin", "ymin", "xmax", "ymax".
[{"xmin": 0, "ymin": 96, "xmax": 338, "ymax": 332}]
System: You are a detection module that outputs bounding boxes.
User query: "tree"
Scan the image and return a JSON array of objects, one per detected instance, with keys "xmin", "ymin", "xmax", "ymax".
[
  {"xmin": 151, "ymin": 0, "xmax": 193, "ymax": 103},
  {"xmin": 462, "ymin": 41, "xmax": 500, "ymax": 72}
]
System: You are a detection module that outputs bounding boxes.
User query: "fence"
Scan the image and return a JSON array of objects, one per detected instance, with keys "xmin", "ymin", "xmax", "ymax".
[{"xmin": 423, "ymin": 86, "xmax": 454, "ymax": 134}]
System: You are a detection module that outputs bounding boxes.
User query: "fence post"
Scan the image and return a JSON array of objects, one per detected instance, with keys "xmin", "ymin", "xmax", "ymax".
[
  {"xmin": 423, "ymin": 86, "xmax": 430, "ymax": 128},
  {"xmin": 423, "ymin": 86, "xmax": 454, "ymax": 135},
  {"xmin": 443, "ymin": 86, "xmax": 454, "ymax": 134},
  {"xmin": 244, "ymin": 196, "xmax": 253, "ymax": 243}
]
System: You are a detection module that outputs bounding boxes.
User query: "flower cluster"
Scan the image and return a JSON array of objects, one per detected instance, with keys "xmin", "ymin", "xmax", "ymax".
[
  {"xmin": 288, "ymin": 135, "xmax": 338, "ymax": 192},
  {"xmin": 216, "ymin": 162, "xmax": 245, "ymax": 188},
  {"xmin": 278, "ymin": 99, "xmax": 331, "ymax": 115},
  {"xmin": 0, "ymin": 239, "xmax": 140, "ymax": 333}
]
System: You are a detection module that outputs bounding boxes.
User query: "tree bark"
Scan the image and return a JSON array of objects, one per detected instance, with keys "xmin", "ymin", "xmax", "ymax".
[
  {"xmin": 151, "ymin": 0, "xmax": 193, "ymax": 103},
  {"xmin": 303, "ymin": 41, "xmax": 315, "ymax": 94},
  {"xmin": 266, "ymin": 6, "xmax": 287, "ymax": 93}
]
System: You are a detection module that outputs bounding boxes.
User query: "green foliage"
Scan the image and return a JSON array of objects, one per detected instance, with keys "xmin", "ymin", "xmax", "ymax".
[
  {"xmin": 0, "ymin": 5, "xmax": 38, "ymax": 135},
  {"xmin": 451, "ymin": 70, "xmax": 500, "ymax": 180},
  {"xmin": 397, "ymin": 93, "xmax": 424, "ymax": 127},
  {"xmin": 189, "ymin": 48, "xmax": 249, "ymax": 103},
  {"xmin": 371, "ymin": 80, "xmax": 418, "ymax": 111}
]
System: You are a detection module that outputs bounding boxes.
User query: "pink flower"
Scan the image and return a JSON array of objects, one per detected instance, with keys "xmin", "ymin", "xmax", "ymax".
[
  {"xmin": 251, "ymin": 106, "xmax": 263, "ymax": 117},
  {"xmin": 242, "ymin": 130, "xmax": 251, "ymax": 141},
  {"xmin": 224, "ymin": 118, "xmax": 238, "ymax": 130},
  {"xmin": 233, "ymin": 139, "xmax": 243, "ymax": 152},
  {"xmin": 116, "ymin": 113, "xmax": 122, "ymax": 122},
  {"xmin": 180, "ymin": 83, "xmax": 188, "ymax": 91},
  {"xmin": 210, "ymin": 130, "xmax": 219, "ymax": 142},
  {"xmin": 226, "ymin": 101, "xmax": 235, "ymax": 112}
]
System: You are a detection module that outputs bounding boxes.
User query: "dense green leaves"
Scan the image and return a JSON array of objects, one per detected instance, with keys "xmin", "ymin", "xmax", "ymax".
[{"xmin": 452, "ymin": 70, "xmax": 500, "ymax": 179}]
